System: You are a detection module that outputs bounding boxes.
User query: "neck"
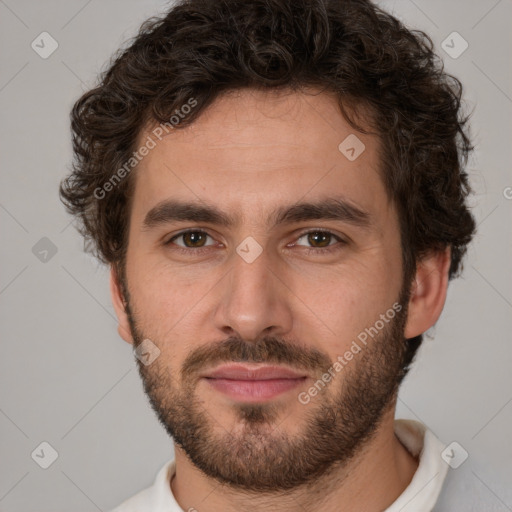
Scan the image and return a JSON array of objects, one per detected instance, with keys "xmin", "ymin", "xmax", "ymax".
[{"xmin": 170, "ymin": 407, "xmax": 418, "ymax": 512}]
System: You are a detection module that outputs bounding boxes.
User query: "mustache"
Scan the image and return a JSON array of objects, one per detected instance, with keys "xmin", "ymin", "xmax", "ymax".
[{"xmin": 181, "ymin": 335, "xmax": 333, "ymax": 381}]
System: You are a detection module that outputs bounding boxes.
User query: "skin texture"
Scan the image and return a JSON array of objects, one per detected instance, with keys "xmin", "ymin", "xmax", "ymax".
[{"xmin": 110, "ymin": 88, "xmax": 451, "ymax": 512}]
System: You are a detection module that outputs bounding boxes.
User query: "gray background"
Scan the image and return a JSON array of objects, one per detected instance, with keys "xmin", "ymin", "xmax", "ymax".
[{"xmin": 0, "ymin": 0, "xmax": 511, "ymax": 510}]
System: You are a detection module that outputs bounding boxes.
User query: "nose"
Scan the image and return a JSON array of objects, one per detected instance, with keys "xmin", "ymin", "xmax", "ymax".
[{"xmin": 213, "ymin": 245, "xmax": 293, "ymax": 342}]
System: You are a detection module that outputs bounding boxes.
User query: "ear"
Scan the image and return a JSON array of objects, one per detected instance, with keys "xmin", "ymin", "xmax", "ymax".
[
  {"xmin": 110, "ymin": 266, "xmax": 135, "ymax": 345},
  {"xmin": 404, "ymin": 247, "xmax": 451, "ymax": 339}
]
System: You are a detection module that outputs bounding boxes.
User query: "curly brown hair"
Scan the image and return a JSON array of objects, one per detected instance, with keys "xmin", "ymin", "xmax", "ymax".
[{"xmin": 59, "ymin": 0, "xmax": 476, "ymax": 364}]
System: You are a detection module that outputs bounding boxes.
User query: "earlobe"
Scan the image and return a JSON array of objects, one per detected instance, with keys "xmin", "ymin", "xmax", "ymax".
[
  {"xmin": 404, "ymin": 248, "xmax": 451, "ymax": 339},
  {"xmin": 109, "ymin": 266, "xmax": 135, "ymax": 345}
]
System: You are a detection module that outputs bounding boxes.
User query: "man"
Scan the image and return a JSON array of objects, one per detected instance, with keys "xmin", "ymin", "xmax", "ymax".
[{"xmin": 59, "ymin": 0, "xmax": 477, "ymax": 510}]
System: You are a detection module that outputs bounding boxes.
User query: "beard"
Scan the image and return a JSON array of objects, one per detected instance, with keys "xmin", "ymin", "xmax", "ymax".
[{"xmin": 122, "ymin": 285, "xmax": 411, "ymax": 493}]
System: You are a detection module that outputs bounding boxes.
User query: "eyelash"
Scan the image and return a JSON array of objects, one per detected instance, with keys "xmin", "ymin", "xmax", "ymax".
[{"xmin": 163, "ymin": 229, "xmax": 347, "ymax": 256}]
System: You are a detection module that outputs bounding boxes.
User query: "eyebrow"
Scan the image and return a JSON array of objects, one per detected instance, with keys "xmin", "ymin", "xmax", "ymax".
[{"xmin": 142, "ymin": 197, "xmax": 372, "ymax": 231}]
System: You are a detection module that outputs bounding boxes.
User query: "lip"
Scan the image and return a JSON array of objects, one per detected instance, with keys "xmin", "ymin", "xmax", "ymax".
[
  {"xmin": 203, "ymin": 363, "xmax": 307, "ymax": 380},
  {"xmin": 201, "ymin": 364, "xmax": 308, "ymax": 402}
]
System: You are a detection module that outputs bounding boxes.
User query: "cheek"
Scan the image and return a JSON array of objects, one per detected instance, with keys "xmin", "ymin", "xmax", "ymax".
[
  {"xmin": 126, "ymin": 257, "xmax": 204, "ymax": 340},
  {"xmin": 291, "ymin": 256, "xmax": 401, "ymax": 353}
]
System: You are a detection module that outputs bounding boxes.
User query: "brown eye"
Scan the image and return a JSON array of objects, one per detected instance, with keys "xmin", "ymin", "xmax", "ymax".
[
  {"xmin": 182, "ymin": 231, "xmax": 208, "ymax": 247},
  {"xmin": 307, "ymin": 231, "xmax": 332, "ymax": 247},
  {"xmin": 291, "ymin": 230, "xmax": 347, "ymax": 256},
  {"xmin": 166, "ymin": 230, "xmax": 215, "ymax": 248},
  {"xmin": 296, "ymin": 230, "xmax": 338, "ymax": 248}
]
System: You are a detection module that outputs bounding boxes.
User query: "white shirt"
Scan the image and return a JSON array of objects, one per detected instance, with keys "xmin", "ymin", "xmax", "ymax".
[{"xmin": 107, "ymin": 419, "xmax": 478, "ymax": 512}]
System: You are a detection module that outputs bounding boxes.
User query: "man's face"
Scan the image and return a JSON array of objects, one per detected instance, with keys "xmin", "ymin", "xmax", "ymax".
[{"xmin": 119, "ymin": 89, "xmax": 410, "ymax": 490}]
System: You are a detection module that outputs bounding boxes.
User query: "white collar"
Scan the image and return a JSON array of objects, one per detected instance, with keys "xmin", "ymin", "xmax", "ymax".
[{"xmin": 385, "ymin": 419, "xmax": 448, "ymax": 511}]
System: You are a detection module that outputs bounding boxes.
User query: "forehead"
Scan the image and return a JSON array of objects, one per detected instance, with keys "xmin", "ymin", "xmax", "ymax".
[{"xmin": 130, "ymin": 88, "xmax": 389, "ymax": 226}]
